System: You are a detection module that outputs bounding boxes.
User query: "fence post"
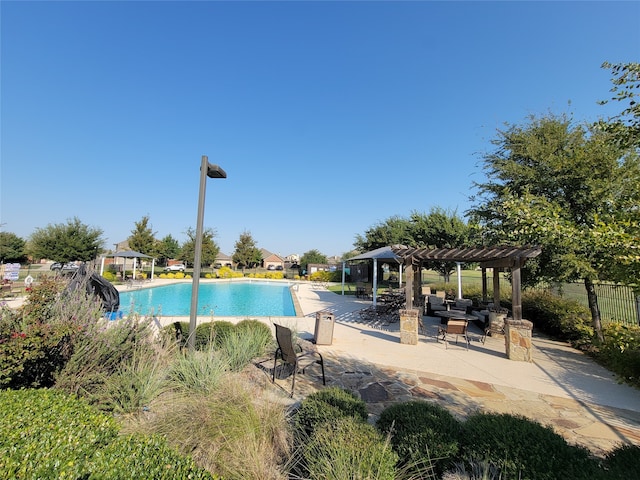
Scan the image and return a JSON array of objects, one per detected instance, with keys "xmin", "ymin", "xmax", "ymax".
[{"xmin": 636, "ymin": 295, "xmax": 640, "ymax": 326}]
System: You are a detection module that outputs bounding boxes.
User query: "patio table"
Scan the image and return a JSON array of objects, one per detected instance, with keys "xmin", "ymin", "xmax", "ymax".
[{"xmin": 434, "ymin": 310, "xmax": 478, "ymax": 324}]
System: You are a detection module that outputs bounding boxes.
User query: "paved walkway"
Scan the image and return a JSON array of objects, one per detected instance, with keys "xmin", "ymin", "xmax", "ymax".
[{"xmin": 266, "ymin": 283, "xmax": 640, "ymax": 457}]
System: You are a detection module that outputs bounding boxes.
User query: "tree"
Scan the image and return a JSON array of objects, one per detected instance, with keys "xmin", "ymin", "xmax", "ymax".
[
  {"xmin": 154, "ymin": 234, "xmax": 180, "ymax": 267},
  {"xmin": 354, "ymin": 209, "xmax": 472, "ymax": 282},
  {"xmin": 411, "ymin": 208, "xmax": 472, "ymax": 282},
  {"xmin": 300, "ymin": 250, "xmax": 328, "ymax": 274},
  {"xmin": 179, "ymin": 227, "xmax": 219, "ymax": 269},
  {"xmin": 232, "ymin": 231, "xmax": 262, "ymax": 273},
  {"xmin": 0, "ymin": 232, "xmax": 28, "ymax": 264},
  {"xmin": 469, "ymin": 113, "xmax": 639, "ymax": 340},
  {"xmin": 598, "ymin": 62, "xmax": 640, "ymax": 149},
  {"xmin": 128, "ymin": 215, "xmax": 156, "ymax": 255},
  {"xmin": 354, "ymin": 216, "xmax": 414, "ymax": 252},
  {"xmin": 28, "ymin": 217, "xmax": 104, "ymax": 264}
]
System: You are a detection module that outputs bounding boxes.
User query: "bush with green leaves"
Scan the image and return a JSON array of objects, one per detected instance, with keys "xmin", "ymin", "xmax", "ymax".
[
  {"xmin": 218, "ymin": 325, "xmax": 274, "ymax": 372},
  {"xmin": 54, "ymin": 316, "xmax": 157, "ymax": 411},
  {"xmin": 85, "ymin": 434, "xmax": 217, "ymax": 479},
  {"xmin": 522, "ymin": 290, "xmax": 594, "ymax": 343},
  {"xmin": 596, "ymin": 322, "xmax": 640, "ymax": 388},
  {"xmin": 603, "ymin": 443, "xmax": 640, "ymax": 479},
  {"xmin": 235, "ymin": 319, "xmax": 273, "ymax": 348},
  {"xmin": 0, "ymin": 388, "xmax": 214, "ymax": 479},
  {"xmin": 195, "ymin": 320, "xmax": 235, "ymax": 349},
  {"xmin": 302, "ymin": 416, "xmax": 398, "ymax": 480},
  {"xmin": 459, "ymin": 412, "xmax": 599, "ymax": 480},
  {"xmin": 0, "ymin": 279, "xmax": 105, "ymax": 389},
  {"xmin": 162, "ymin": 321, "xmax": 191, "ymax": 348},
  {"xmin": 376, "ymin": 400, "xmax": 462, "ymax": 476},
  {"xmin": 293, "ymin": 386, "xmax": 368, "ymax": 436}
]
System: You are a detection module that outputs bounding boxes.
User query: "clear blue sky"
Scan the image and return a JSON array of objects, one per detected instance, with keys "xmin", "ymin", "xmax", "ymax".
[{"xmin": 2, "ymin": 1, "xmax": 639, "ymax": 259}]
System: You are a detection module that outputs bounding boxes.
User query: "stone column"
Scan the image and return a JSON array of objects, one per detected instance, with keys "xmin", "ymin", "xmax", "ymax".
[
  {"xmin": 399, "ymin": 309, "xmax": 419, "ymax": 345},
  {"xmin": 504, "ymin": 319, "xmax": 534, "ymax": 362}
]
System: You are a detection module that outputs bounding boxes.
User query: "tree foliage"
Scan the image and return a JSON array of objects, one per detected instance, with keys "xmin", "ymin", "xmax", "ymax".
[
  {"xmin": 354, "ymin": 208, "xmax": 472, "ymax": 281},
  {"xmin": 154, "ymin": 234, "xmax": 180, "ymax": 267},
  {"xmin": 300, "ymin": 249, "xmax": 328, "ymax": 272},
  {"xmin": 128, "ymin": 215, "xmax": 156, "ymax": 256},
  {"xmin": 469, "ymin": 113, "xmax": 640, "ymax": 338},
  {"xmin": 179, "ymin": 227, "xmax": 219, "ymax": 268},
  {"xmin": 0, "ymin": 232, "xmax": 28, "ymax": 263},
  {"xmin": 598, "ymin": 61, "xmax": 640, "ymax": 149},
  {"xmin": 28, "ymin": 217, "xmax": 104, "ymax": 264},
  {"xmin": 232, "ymin": 231, "xmax": 262, "ymax": 272}
]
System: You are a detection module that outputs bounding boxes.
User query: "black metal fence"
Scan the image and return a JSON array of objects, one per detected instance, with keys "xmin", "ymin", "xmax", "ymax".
[
  {"xmin": 421, "ymin": 271, "xmax": 639, "ymax": 326},
  {"xmin": 549, "ymin": 282, "xmax": 639, "ymax": 326}
]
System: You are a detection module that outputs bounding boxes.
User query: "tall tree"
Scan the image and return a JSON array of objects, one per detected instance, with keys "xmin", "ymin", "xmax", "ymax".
[
  {"xmin": 411, "ymin": 208, "xmax": 471, "ymax": 282},
  {"xmin": 469, "ymin": 113, "xmax": 639, "ymax": 340},
  {"xmin": 179, "ymin": 227, "xmax": 219, "ymax": 269},
  {"xmin": 354, "ymin": 216, "xmax": 414, "ymax": 252},
  {"xmin": 0, "ymin": 232, "xmax": 28, "ymax": 264},
  {"xmin": 300, "ymin": 250, "xmax": 328, "ymax": 273},
  {"xmin": 28, "ymin": 217, "xmax": 104, "ymax": 264},
  {"xmin": 154, "ymin": 234, "xmax": 180, "ymax": 267},
  {"xmin": 232, "ymin": 231, "xmax": 262, "ymax": 273},
  {"xmin": 128, "ymin": 215, "xmax": 156, "ymax": 255}
]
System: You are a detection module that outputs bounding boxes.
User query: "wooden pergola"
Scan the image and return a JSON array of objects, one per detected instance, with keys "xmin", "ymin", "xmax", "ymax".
[{"xmin": 391, "ymin": 245, "xmax": 542, "ymax": 321}]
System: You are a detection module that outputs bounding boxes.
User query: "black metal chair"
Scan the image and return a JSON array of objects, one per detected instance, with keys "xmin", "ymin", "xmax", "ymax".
[{"xmin": 273, "ymin": 324, "xmax": 325, "ymax": 396}]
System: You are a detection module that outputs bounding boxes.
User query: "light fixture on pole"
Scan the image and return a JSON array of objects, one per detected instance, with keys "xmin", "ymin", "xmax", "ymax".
[{"xmin": 188, "ymin": 155, "xmax": 227, "ymax": 350}]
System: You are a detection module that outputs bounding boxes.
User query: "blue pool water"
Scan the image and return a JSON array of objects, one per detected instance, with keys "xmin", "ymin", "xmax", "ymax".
[{"xmin": 119, "ymin": 281, "xmax": 296, "ymax": 317}]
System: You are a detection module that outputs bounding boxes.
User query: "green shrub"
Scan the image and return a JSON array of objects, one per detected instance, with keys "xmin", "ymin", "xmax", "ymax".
[
  {"xmin": 54, "ymin": 317, "xmax": 157, "ymax": 410},
  {"xmin": 195, "ymin": 320, "xmax": 235, "ymax": 350},
  {"xmin": 0, "ymin": 388, "xmax": 119, "ymax": 478},
  {"xmin": 0, "ymin": 279, "xmax": 104, "ymax": 389},
  {"xmin": 596, "ymin": 323, "xmax": 640, "ymax": 387},
  {"xmin": 218, "ymin": 326, "xmax": 273, "ymax": 372},
  {"xmin": 166, "ymin": 349, "xmax": 229, "ymax": 395},
  {"xmin": 302, "ymin": 416, "xmax": 398, "ymax": 480},
  {"xmin": 459, "ymin": 412, "xmax": 599, "ymax": 480},
  {"xmin": 293, "ymin": 387, "xmax": 368, "ymax": 436},
  {"xmin": 86, "ymin": 434, "xmax": 216, "ymax": 479},
  {"xmin": 0, "ymin": 388, "xmax": 214, "ymax": 479},
  {"xmin": 161, "ymin": 321, "xmax": 191, "ymax": 348},
  {"xmin": 603, "ymin": 444, "xmax": 640, "ymax": 479},
  {"xmin": 522, "ymin": 290, "xmax": 593, "ymax": 343},
  {"xmin": 235, "ymin": 319, "xmax": 273, "ymax": 348},
  {"xmin": 376, "ymin": 400, "xmax": 461, "ymax": 475}
]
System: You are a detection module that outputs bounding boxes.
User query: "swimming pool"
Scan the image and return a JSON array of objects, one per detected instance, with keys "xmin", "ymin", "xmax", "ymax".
[{"xmin": 119, "ymin": 281, "xmax": 297, "ymax": 317}]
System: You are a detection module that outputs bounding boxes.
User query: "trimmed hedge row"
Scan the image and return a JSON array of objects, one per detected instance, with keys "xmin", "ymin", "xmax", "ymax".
[{"xmin": 0, "ymin": 388, "xmax": 215, "ymax": 479}]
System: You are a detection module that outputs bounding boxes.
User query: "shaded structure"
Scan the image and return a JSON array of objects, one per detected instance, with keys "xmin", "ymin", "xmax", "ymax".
[
  {"xmin": 341, "ymin": 245, "xmax": 403, "ymax": 306},
  {"xmin": 391, "ymin": 245, "xmax": 542, "ymax": 321},
  {"xmin": 99, "ymin": 250, "xmax": 156, "ymax": 280}
]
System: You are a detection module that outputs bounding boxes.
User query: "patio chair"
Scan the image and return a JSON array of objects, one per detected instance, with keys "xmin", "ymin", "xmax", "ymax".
[
  {"xmin": 451, "ymin": 298, "xmax": 474, "ymax": 314},
  {"xmin": 437, "ymin": 318, "xmax": 470, "ymax": 350},
  {"xmin": 426, "ymin": 295, "xmax": 448, "ymax": 317},
  {"xmin": 273, "ymin": 324, "xmax": 325, "ymax": 397}
]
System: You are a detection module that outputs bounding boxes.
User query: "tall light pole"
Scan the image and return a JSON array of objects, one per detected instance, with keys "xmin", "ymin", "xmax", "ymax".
[{"xmin": 188, "ymin": 155, "xmax": 227, "ymax": 350}]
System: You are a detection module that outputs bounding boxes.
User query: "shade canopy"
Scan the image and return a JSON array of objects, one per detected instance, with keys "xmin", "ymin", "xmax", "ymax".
[
  {"xmin": 342, "ymin": 245, "xmax": 405, "ymax": 305},
  {"xmin": 100, "ymin": 250, "xmax": 156, "ymax": 280}
]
